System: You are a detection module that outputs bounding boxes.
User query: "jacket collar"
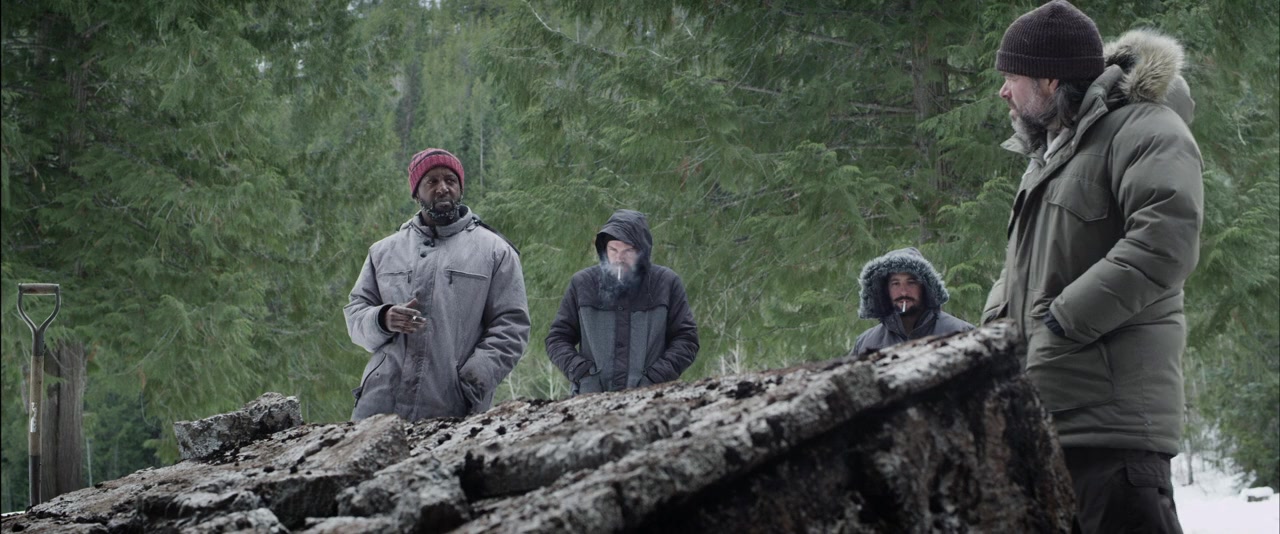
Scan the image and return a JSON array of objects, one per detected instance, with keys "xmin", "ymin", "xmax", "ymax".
[
  {"xmin": 880, "ymin": 309, "xmax": 939, "ymax": 339},
  {"xmin": 402, "ymin": 206, "xmax": 478, "ymax": 239}
]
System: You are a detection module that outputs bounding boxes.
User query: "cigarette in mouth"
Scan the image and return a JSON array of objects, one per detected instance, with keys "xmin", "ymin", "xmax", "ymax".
[
  {"xmin": 617, "ymin": 266, "xmax": 623, "ymax": 281},
  {"xmin": 900, "ymin": 301, "xmax": 907, "ymax": 313}
]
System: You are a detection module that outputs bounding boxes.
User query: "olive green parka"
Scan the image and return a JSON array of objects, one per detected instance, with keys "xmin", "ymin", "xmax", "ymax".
[{"xmin": 982, "ymin": 30, "xmax": 1204, "ymax": 455}]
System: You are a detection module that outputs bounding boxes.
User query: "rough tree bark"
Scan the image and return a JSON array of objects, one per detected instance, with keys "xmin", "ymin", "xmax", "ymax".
[
  {"xmin": 2, "ymin": 321, "xmax": 1073, "ymax": 533},
  {"xmin": 37, "ymin": 341, "xmax": 86, "ymax": 504}
]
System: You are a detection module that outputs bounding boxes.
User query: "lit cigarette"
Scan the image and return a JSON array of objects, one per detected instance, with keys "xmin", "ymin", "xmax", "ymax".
[
  {"xmin": 616, "ymin": 265, "xmax": 622, "ymax": 282},
  {"xmin": 411, "ymin": 315, "xmax": 426, "ymax": 323},
  {"xmin": 900, "ymin": 301, "xmax": 907, "ymax": 313}
]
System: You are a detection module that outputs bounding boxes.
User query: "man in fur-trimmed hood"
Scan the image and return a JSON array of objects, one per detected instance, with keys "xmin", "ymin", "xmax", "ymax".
[
  {"xmin": 852, "ymin": 247, "xmax": 973, "ymax": 358},
  {"xmin": 984, "ymin": 2, "xmax": 1203, "ymax": 531}
]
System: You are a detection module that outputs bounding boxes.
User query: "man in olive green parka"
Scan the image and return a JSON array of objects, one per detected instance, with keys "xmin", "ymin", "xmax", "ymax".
[{"xmin": 984, "ymin": 2, "xmax": 1203, "ymax": 532}]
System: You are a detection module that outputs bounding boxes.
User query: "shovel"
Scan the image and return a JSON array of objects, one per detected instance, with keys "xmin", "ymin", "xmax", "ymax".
[{"xmin": 18, "ymin": 283, "xmax": 60, "ymax": 506}]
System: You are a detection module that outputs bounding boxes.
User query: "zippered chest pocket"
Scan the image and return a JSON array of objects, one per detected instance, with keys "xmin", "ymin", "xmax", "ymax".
[
  {"xmin": 375, "ymin": 269, "xmax": 412, "ymax": 305},
  {"xmin": 445, "ymin": 268, "xmax": 489, "ymax": 285}
]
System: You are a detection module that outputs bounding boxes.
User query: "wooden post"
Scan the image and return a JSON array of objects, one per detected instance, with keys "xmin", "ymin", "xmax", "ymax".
[{"xmin": 40, "ymin": 342, "xmax": 86, "ymax": 500}]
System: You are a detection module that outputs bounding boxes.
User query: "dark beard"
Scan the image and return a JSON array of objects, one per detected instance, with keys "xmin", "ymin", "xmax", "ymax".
[
  {"xmin": 418, "ymin": 198, "xmax": 462, "ymax": 226},
  {"xmin": 598, "ymin": 261, "xmax": 643, "ymax": 306}
]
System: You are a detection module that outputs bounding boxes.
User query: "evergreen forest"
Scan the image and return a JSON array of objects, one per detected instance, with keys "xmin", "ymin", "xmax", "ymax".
[{"xmin": 2, "ymin": 0, "xmax": 1276, "ymax": 511}]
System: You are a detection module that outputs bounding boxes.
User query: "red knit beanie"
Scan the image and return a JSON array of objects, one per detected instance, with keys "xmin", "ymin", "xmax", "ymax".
[
  {"xmin": 407, "ymin": 148, "xmax": 465, "ymax": 197},
  {"xmin": 996, "ymin": 0, "xmax": 1104, "ymax": 80}
]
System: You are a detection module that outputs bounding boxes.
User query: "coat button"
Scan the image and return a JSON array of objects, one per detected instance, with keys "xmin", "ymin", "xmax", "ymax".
[{"xmin": 420, "ymin": 252, "xmax": 427, "ymax": 258}]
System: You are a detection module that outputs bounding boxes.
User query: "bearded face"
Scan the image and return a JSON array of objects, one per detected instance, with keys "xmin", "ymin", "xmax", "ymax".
[
  {"xmin": 1000, "ymin": 73, "xmax": 1058, "ymax": 150},
  {"xmin": 415, "ymin": 166, "xmax": 463, "ymax": 225},
  {"xmin": 597, "ymin": 239, "xmax": 643, "ymax": 304},
  {"xmin": 887, "ymin": 272, "xmax": 923, "ymax": 317}
]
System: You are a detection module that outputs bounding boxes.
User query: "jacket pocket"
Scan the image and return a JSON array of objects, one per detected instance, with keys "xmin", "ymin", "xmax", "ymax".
[
  {"xmin": 375, "ymin": 269, "xmax": 412, "ymax": 305},
  {"xmin": 1124, "ymin": 454, "xmax": 1173, "ymax": 490},
  {"xmin": 1044, "ymin": 177, "xmax": 1109, "ymax": 222},
  {"xmin": 1025, "ymin": 318, "xmax": 1115, "ymax": 412},
  {"xmin": 573, "ymin": 367, "xmax": 605, "ymax": 396},
  {"xmin": 445, "ymin": 268, "xmax": 489, "ymax": 285},
  {"xmin": 456, "ymin": 375, "xmax": 483, "ymax": 414},
  {"xmin": 981, "ymin": 302, "xmax": 1007, "ymax": 324},
  {"xmin": 352, "ymin": 348, "xmax": 401, "ymax": 420}
]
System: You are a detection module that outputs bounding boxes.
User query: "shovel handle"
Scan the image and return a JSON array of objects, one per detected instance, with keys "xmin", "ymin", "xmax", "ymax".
[
  {"xmin": 18, "ymin": 283, "xmax": 59, "ymax": 295},
  {"xmin": 17, "ymin": 283, "xmax": 61, "ymax": 334},
  {"xmin": 17, "ymin": 283, "xmax": 58, "ymax": 506}
]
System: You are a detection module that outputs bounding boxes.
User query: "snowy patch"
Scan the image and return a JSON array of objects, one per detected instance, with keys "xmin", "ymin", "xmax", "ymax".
[{"xmin": 1173, "ymin": 453, "xmax": 1280, "ymax": 533}]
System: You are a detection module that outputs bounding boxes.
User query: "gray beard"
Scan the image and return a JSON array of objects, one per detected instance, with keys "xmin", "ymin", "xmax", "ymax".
[
  {"xmin": 1012, "ymin": 97, "xmax": 1059, "ymax": 153},
  {"xmin": 418, "ymin": 198, "xmax": 462, "ymax": 226},
  {"xmin": 598, "ymin": 261, "xmax": 642, "ymax": 306}
]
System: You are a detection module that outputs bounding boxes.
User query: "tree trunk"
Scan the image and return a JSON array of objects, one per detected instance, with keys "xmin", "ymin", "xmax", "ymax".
[{"xmin": 39, "ymin": 341, "xmax": 86, "ymax": 501}]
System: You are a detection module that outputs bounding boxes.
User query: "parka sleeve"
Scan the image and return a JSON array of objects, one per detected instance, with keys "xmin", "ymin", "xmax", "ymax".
[
  {"xmin": 344, "ymin": 253, "xmax": 394, "ymax": 353},
  {"xmin": 644, "ymin": 274, "xmax": 700, "ymax": 383},
  {"xmin": 546, "ymin": 277, "xmax": 593, "ymax": 380},
  {"xmin": 458, "ymin": 244, "xmax": 531, "ymax": 399},
  {"xmin": 852, "ymin": 331, "xmax": 870, "ymax": 359},
  {"xmin": 1050, "ymin": 109, "xmax": 1203, "ymax": 343},
  {"xmin": 982, "ymin": 267, "xmax": 1009, "ymax": 324}
]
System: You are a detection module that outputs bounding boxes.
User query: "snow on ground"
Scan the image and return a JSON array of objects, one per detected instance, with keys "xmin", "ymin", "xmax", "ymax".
[{"xmin": 1173, "ymin": 453, "xmax": 1279, "ymax": 534}]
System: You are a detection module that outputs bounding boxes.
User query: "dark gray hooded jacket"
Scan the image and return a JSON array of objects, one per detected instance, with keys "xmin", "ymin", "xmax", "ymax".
[
  {"xmin": 546, "ymin": 210, "xmax": 699, "ymax": 394},
  {"xmin": 852, "ymin": 247, "xmax": 973, "ymax": 357}
]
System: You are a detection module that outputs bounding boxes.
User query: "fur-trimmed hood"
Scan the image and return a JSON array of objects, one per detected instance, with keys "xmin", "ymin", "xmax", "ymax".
[
  {"xmin": 1103, "ymin": 29, "xmax": 1194, "ymax": 124},
  {"xmin": 857, "ymin": 247, "xmax": 950, "ymax": 319}
]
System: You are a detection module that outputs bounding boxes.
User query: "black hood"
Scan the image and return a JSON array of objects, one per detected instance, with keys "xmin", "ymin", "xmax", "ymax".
[{"xmin": 595, "ymin": 209, "xmax": 654, "ymax": 270}]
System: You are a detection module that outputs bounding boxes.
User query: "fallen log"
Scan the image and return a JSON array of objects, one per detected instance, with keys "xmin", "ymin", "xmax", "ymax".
[{"xmin": 1, "ymin": 320, "xmax": 1073, "ymax": 533}]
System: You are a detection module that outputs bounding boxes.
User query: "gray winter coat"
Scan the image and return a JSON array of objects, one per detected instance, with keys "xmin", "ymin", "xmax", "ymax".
[
  {"xmin": 982, "ymin": 30, "xmax": 1203, "ymax": 454},
  {"xmin": 853, "ymin": 248, "xmax": 974, "ymax": 357},
  {"xmin": 345, "ymin": 208, "xmax": 530, "ymax": 421},
  {"xmin": 546, "ymin": 210, "xmax": 699, "ymax": 394}
]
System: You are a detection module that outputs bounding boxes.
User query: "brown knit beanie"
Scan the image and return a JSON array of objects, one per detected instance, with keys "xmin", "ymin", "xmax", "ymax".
[{"xmin": 996, "ymin": 0, "xmax": 1104, "ymax": 80}]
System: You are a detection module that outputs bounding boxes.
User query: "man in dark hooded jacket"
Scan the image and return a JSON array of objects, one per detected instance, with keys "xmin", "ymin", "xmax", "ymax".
[
  {"xmin": 546, "ymin": 209, "xmax": 699, "ymax": 395},
  {"xmin": 852, "ymin": 247, "xmax": 974, "ymax": 358}
]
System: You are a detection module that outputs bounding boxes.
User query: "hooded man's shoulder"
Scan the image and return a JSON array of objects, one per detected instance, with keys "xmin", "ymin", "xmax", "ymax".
[
  {"xmin": 852, "ymin": 324, "xmax": 887, "ymax": 357},
  {"xmin": 570, "ymin": 266, "xmax": 599, "ymax": 284},
  {"xmin": 935, "ymin": 311, "xmax": 976, "ymax": 334},
  {"xmin": 646, "ymin": 264, "xmax": 689, "ymax": 288}
]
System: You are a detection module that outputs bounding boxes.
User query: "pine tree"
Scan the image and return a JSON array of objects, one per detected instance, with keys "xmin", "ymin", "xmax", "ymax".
[
  {"xmin": 0, "ymin": 0, "xmax": 418, "ymax": 508},
  {"xmin": 481, "ymin": 0, "xmax": 1279, "ymax": 486}
]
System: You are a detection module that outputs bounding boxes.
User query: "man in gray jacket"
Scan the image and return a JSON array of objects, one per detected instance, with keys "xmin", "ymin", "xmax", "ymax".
[
  {"xmin": 345, "ymin": 148, "xmax": 530, "ymax": 421},
  {"xmin": 546, "ymin": 209, "xmax": 699, "ymax": 395},
  {"xmin": 852, "ymin": 247, "xmax": 973, "ymax": 358}
]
